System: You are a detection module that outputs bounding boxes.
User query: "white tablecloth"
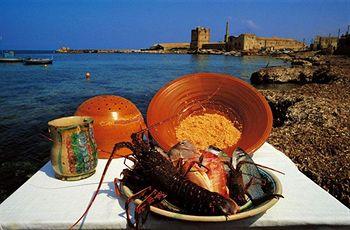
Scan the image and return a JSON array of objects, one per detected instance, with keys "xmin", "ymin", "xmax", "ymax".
[{"xmin": 0, "ymin": 143, "xmax": 349, "ymax": 229}]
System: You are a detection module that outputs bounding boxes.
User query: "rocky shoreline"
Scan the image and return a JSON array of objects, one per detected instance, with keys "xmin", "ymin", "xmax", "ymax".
[
  {"xmin": 56, "ymin": 47, "xmax": 291, "ymax": 57},
  {"xmin": 252, "ymin": 53, "xmax": 350, "ymax": 207}
]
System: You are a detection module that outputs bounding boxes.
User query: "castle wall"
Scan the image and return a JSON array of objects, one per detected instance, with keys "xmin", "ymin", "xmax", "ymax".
[
  {"xmin": 201, "ymin": 42, "xmax": 226, "ymax": 50},
  {"xmin": 312, "ymin": 36, "xmax": 338, "ymax": 51},
  {"xmin": 150, "ymin": 43, "xmax": 190, "ymax": 50},
  {"xmin": 256, "ymin": 37, "xmax": 305, "ymax": 51},
  {"xmin": 242, "ymin": 34, "xmax": 258, "ymax": 50},
  {"xmin": 336, "ymin": 34, "xmax": 350, "ymax": 55},
  {"xmin": 227, "ymin": 34, "xmax": 305, "ymax": 51},
  {"xmin": 227, "ymin": 35, "xmax": 244, "ymax": 51},
  {"xmin": 150, "ymin": 23, "xmax": 306, "ymax": 53}
]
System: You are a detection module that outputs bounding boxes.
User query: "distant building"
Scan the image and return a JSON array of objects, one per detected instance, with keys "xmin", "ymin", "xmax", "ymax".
[
  {"xmin": 56, "ymin": 46, "xmax": 71, "ymax": 53},
  {"xmin": 227, "ymin": 34, "xmax": 305, "ymax": 51},
  {"xmin": 311, "ymin": 36, "xmax": 338, "ymax": 52},
  {"xmin": 224, "ymin": 21, "xmax": 229, "ymax": 43},
  {"xmin": 190, "ymin": 27, "xmax": 210, "ymax": 50},
  {"xmin": 149, "ymin": 43, "xmax": 190, "ymax": 51},
  {"xmin": 150, "ymin": 21, "xmax": 306, "ymax": 52},
  {"xmin": 336, "ymin": 34, "xmax": 350, "ymax": 55},
  {"xmin": 190, "ymin": 26, "xmax": 226, "ymax": 51},
  {"xmin": 190, "ymin": 22, "xmax": 305, "ymax": 51}
]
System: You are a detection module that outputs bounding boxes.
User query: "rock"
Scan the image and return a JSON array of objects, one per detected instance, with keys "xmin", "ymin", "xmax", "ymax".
[
  {"xmin": 251, "ymin": 66, "xmax": 314, "ymax": 84},
  {"xmin": 188, "ymin": 49, "xmax": 225, "ymax": 55},
  {"xmin": 260, "ymin": 90, "xmax": 303, "ymax": 127},
  {"xmin": 313, "ymin": 66, "xmax": 338, "ymax": 83},
  {"xmin": 275, "ymin": 54, "xmax": 294, "ymax": 62},
  {"xmin": 223, "ymin": 50, "xmax": 242, "ymax": 56},
  {"xmin": 251, "ymin": 65, "xmax": 338, "ymax": 84},
  {"xmin": 291, "ymin": 59, "xmax": 313, "ymax": 66}
]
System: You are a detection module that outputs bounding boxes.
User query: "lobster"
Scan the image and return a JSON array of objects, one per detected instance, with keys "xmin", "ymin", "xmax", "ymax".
[
  {"xmin": 115, "ymin": 132, "xmax": 239, "ymax": 228},
  {"xmin": 70, "ymin": 132, "xmax": 283, "ymax": 229},
  {"xmin": 167, "ymin": 141, "xmax": 284, "ymax": 206}
]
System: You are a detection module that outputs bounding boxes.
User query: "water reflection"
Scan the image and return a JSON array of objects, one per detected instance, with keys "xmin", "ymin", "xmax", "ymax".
[{"xmin": 191, "ymin": 54, "xmax": 210, "ymax": 72}]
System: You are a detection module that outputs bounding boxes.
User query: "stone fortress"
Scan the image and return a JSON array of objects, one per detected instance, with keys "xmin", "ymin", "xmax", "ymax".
[
  {"xmin": 311, "ymin": 36, "xmax": 339, "ymax": 51},
  {"xmin": 56, "ymin": 23, "xmax": 349, "ymax": 55},
  {"xmin": 310, "ymin": 25, "xmax": 350, "ymax": 55},
  {"xmin": 150, "ymin": 21, "xmax": 306, "ymax": 52}
]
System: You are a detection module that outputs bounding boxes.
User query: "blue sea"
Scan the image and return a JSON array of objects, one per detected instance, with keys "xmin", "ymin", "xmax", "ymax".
[{"xmin": 0, "ymin": 53, "xmax": 286, "ymax": 201}]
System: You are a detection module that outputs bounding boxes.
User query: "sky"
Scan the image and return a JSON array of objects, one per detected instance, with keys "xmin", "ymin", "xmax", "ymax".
[{"xmin": 0, "ymin": 0, "xmax": 349, "ymax": 50}]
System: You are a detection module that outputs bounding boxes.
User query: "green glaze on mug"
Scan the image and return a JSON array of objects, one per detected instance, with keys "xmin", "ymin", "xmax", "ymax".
[{"xmin": 48, "ymin": 116, "xmax": 98, "ymax": 181}]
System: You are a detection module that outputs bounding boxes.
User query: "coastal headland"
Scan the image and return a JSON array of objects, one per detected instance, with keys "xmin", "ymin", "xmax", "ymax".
[
  {"xmin": 56, "ymin": 21, "xmax": 308, "ymax": 56},
  {"xmin": 253, "ymin": 52, "xmax": 350, "ymax": 207},
  {"xmin": 56, "ymin": 22, "xmax": 349, "ymax": 59}
]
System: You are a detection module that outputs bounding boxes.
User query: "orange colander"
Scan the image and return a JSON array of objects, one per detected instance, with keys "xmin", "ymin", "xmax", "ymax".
[{"xmin": 75, "ymin": 95, "xmax": 146, "ymax": 158}]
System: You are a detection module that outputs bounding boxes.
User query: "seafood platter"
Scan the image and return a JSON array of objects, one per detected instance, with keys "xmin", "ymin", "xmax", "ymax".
[{"xmin": 67, "ymin": 73, "xmax": 283, "ymax": 229}]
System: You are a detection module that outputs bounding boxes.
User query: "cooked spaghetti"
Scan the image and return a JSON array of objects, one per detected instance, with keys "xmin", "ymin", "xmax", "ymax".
[{"xmin": 175, "ymin": 113, "xmax": 241, "ymax": 150}]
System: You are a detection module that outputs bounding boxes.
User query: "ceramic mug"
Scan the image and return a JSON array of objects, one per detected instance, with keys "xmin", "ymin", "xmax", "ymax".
[{"xmin": 48, "ymin": 116, "xmax": 98, "ymax": 181}]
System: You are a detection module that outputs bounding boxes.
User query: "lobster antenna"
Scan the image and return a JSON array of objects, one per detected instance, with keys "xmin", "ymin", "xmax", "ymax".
[
  {"xmin": 238, "ymin": 160, "xmax": 285, "ymax": 175},
  {"xmin": 239, "ymin": 171, "xmax": 266, "ymax": 182},
  {"xmin": 39, "ymin": 132, "xmax": 53, "ymax": 142},
  {"xmin": 137, "ymin": 83, "xmax": 224, "ymax": 134},
  {"xmin": 70, "ymin": 143, "xmax": 132, "ymax": 229},
  {"xmin": 71, "ymin": 83, "xmax": 224, "ymax": 228},
  {"xmin": 98, "ymin": 148, "xmax": 126, "ymax": 158}
]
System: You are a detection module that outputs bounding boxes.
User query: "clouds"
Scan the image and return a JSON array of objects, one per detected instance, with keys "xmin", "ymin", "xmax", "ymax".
[
  {"xmin": 242, "ymin": 19, "xmax": 260, "ymax": 32},
  {"xmin": 244, "ymin": 19, "xmax": 260, "ymax": 30}
]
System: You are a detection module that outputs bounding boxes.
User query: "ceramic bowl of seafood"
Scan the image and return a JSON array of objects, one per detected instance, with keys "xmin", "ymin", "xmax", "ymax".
[
  {"xmin": 147, "ymin": 72, "xmax": 273, "ymax": 156},
  {"xmin": 120, "ymin": 167, "xmax": 282, "ymax": 222},
  {"xmin": 117, "ymin": 136, "xmax": 283, "ymax": 226}
]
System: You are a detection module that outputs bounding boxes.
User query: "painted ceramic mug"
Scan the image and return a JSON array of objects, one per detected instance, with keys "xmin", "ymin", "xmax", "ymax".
[{"xmin": 48, "ymin": 116, "xmax": 98, "ymax": 181}]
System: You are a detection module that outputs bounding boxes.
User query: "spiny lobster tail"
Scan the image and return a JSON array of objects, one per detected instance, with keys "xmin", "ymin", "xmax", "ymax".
[{"xmin": 164, "ymin": 178, "xmax": 238, "ymax": 216}]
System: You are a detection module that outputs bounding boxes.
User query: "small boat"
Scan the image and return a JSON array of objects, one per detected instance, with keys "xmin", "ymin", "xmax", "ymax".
[
  {"xmin": 0, "ymin": 51, "xmax": 23, "ymax": 63},
  {"xmin": 0, "ymin": 57, "xmax": 23, "ymax": 63},
  {"xmin": 23, "ymin": 58, "xmax": 53, "ymax": 65}
]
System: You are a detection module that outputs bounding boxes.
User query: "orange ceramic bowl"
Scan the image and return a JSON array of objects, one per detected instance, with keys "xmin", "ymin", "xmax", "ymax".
[
  {"xmin": 147, "ymin": 73, "xmax": 272, "ymax": 156},
  {"xmin": 75, "ymin": 95, "xmax": 146, "ymax": 158}
]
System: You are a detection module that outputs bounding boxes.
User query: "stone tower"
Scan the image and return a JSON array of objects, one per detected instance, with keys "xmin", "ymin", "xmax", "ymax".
[
  {"xmin": 224, "ymin": 21, "xmax": 229, "ymax": 43},
  {"xmin": 190, "ymin": 27, "xmax": 210, "ymax": 50}
]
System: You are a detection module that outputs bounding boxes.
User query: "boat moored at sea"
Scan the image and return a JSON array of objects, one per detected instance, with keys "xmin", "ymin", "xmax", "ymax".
[
  {"xmin": 23, "ymin": 58, "xmax": 53, "ymax": 65},
  {"xmin": 0, "ymin": 51, "xmax": 23, "ymax": 63}
]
